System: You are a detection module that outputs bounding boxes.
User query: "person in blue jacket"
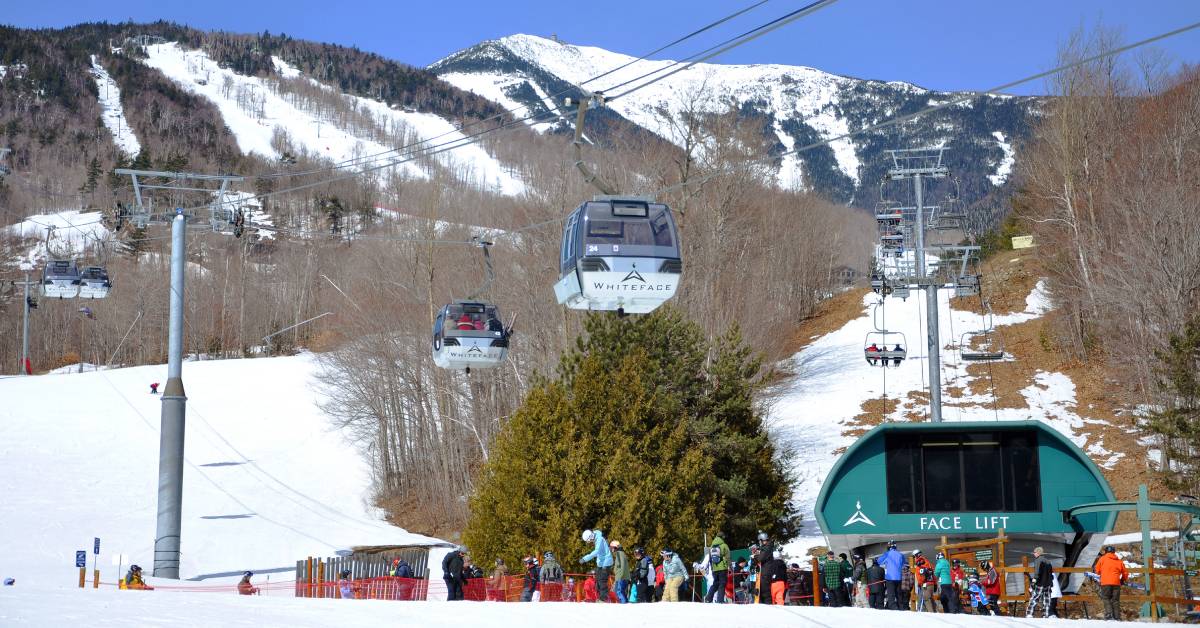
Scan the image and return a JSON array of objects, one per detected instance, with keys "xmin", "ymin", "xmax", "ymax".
[
  {"xmin": 881, "ymin": 540, "xmax": 906, "ymax": 610},
  {"xmin": 580, "ymin": 529, "xmax": 614, "ymax": 603}
]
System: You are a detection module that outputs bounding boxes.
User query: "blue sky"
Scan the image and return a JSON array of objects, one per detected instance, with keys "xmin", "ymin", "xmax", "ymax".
[{"xmin": 4, "ymin": 1, "xmax": 1198, "ymax": 95}]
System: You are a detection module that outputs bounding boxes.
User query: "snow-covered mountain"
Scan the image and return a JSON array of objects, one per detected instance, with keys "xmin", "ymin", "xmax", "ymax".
[{"xmin": 432, "ymin": 34, "xmax": 1037, "ymax": 210}]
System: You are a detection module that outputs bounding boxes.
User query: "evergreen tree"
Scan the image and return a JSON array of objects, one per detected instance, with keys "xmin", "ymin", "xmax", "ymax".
[
  {"xmin": 464, "ymin": 307, "xmax": 798, "ymax": 570},
  {"xmin": 1145, "ymin": 316, "xmax": 1200, "ymax": 496}
]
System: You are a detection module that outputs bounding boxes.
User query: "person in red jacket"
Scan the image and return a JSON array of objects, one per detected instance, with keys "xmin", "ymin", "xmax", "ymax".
[
  {"xmin": 1095, "ymin": 545, "xmax": 1129, "ymax": 620},
  {"xmin": 950, "ymin": 559, "xmax": 967, "ymax": 610},
  {"xmin": 979, "ymin": 561, "xmax": 1002, "ymax": 615}
]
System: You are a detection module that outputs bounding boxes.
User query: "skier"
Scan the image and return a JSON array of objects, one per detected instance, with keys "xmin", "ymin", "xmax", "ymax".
[
  {"xmin": 237, "ymin": 571, "xmax": 259, "ymax": 595},
  {"xmin": 150, "ymin": 382, "xmax": 159, "ymax": 394},
  {"xmin": 632, "ymin": 547, "xmax": 653, "ymax": 603},
  {"xmin": 124, "ymin": 564, "xmax": 153, "ymax": 590},
  {"xmin": 1025, "ymin": 546, "xmax": 1054, "ymax": 618},
  {"xmin": 912, "ymin": 549, "xmax": 935, "ymax": 612},
  {"xmin": 754, "ymin": 531, "xmax": 775, "ymax": 604},
  {"xmin": 337, "ymin": 569, "xmax": 354, "ymax": 599},
  {"xmin": 881, "ymin": 540, "xmax": 905, "ymax": 609},
  {"xmin": 766, "ymin": 550, "xmax": 789, "ymax": 604},
  {"xmin": 442, "ymin": 546, "xmax": 465, "ymax": 601},
  {"xmin": 390, "ymin": 557, "xmax": 414, "ymax": 600},
  {"xmin": 520, "ymin": 556, "xmax": 539, "ymax": 602},
  {"xmin": 610, "ymin": 540, "xmax": 630, "ymax": 603},
  {"xmin": 706, "ymin": 532, "xmax": 730, "ymax": 603},
  {"xmin": 934, "ymin": 552, "xmax": 956, "ymax": 613},
  {"xmin": 540, "ymin": 551, "xmax": 564, "ymax": 601},
  {"xmin": 660, "ymin": 548, "xmax": 687, "ymax": 602},
  {"xmin": 1095, "ymin": 545, "xmax": 1129, "ymax": 620},
  {"xmin": 488, "ymin": 558, "xmax": 509, "ymax": 602},
  {"xmin": 579, "ymin": 529, "xmax": 613, "ymax": 603},
  {"xmin": 866, "ymin": 556, "xmax": 886, "ymax": 609},
  {"xmin": 966, "ymin": 574, "xmax": 990, "ymax": 614},
  {"xmin": 980, "ymin": 560, "xmax": 1003, "ymax": 615},
  {"xmin": 821, "ymin": 550, "xmax": 845, "ymax": 607}
]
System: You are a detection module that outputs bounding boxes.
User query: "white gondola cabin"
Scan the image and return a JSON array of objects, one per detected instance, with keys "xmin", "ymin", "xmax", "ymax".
[
  {"xmin": 78, "ymin": 266, "xmax": 112, "ymax": 299},
  {"xmin": 865, "ymin": 331, "xmax": 907, "ymax": 367},
  {"xmin": 432, "ymin": 301, "xmax": 509, "ymax": 372},
  {"xmin": 41, "ymin": 259, "xmax": 81, "ymax": 298},
  {"xmin": 554, "ymin": 197, "xmax": 681, "ymax": 315}
]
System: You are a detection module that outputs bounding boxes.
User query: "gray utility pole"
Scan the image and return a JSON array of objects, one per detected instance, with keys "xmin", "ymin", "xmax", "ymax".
[
  {"xmin": 17, "ymin": 261, "xmax": 33, "ymax": 375},
  {"xmin": 155, "ymin": 212, "xmax": 187, "ymax": 579},
  {"xmin": 885, "ymin": 148, "xmax": 948, "ymax": 422}
]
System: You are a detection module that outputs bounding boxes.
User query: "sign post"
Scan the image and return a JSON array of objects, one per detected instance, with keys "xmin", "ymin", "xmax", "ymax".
[
  {"xmin": 76, "ymin": 551, "xmax": 87, "ymax": 588},
  {"xmin": 93, "ymin": 537, "xmax": 101, "ymax": 588}
]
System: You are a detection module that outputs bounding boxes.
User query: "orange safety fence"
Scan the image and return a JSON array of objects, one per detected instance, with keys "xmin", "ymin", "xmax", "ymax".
[{"xmin": 104, "ymin": 578, "xmax": 300, "ymax": 594}]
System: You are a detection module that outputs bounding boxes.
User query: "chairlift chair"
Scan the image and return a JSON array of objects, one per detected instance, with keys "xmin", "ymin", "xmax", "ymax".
[
  {"xmin": 959, "ymin": 330, "xmax": 1004, "ymax": 362},
  {"xmin": 553, "ymin": 197, "xmax": 682, "ymax": 315},
  {"xmin": 955, "ymin": 274, "xmax": 980, "ymax": 297},
  {"xmin": 77, "ymin": 266, "xmax": 112, "ymax": 299},
  {"xmin": 864, "ymin": 331, "xmax": 907, "ymax": 367},
  {"xmin": 890, "ymin": 284, "xmax": 910, "ymax": 300},
  {"xmin": 41, "ymin": 259, "xmax": 81, "ymax": 298}
]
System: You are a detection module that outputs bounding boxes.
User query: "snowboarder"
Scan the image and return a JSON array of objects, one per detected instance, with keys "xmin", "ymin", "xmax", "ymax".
[
  {"xmin": 1025, "ymin": 546, "xmax": 1054, "ymax": 618},
  {"xmin": 1094, "ymin": 545, "xmax": 1129, "ymax": 620},
  {"xmin": 124, "ymin": 564, "xmax": 152, "ymax": 590},
  {"xmin": 237, "ymin": 571, "xmax": 259, "ymax": 595},
  {"xmin": 579, "ymin": 529, "xmax": 613, "ymax": 603}
]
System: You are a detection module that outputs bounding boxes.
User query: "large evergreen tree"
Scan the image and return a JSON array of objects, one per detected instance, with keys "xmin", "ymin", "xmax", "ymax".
[
  {"xmin": 464, "ymin": 307, "xmax": 798, "ymax": 570},
  {"xmin": 1144, "ymin": 316, "xmax": 1200, "ymax": 496}
]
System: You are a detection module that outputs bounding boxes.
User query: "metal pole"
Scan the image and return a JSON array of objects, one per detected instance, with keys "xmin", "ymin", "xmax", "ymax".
[
  {"xmin": 155, "ymin": 212, "xmax": 188, "ymax": 579},
  {"xmin": 912, "ymin": 173, "xmax": 942, "ymax": 422},
  {"xmin": 21, "ymin": 267, "xmax": 31, "ymax": 375}
]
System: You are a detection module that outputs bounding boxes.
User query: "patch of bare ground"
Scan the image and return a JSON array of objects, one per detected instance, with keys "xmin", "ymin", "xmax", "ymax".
[
  {"xmin": 832, "ymin": 252, "xmax": 1169, "ymax": 533},
  {"xmin": 785, "ymin": 287, "xmax": 870, "ymax": 356}
]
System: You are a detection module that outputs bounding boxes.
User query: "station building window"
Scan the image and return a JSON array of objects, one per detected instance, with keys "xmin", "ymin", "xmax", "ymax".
[{"xmin": 885, "ymin": 430, "xmax": 1040, "ymax": 514}]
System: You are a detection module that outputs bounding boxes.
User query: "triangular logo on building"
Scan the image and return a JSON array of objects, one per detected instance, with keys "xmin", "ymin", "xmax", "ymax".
[{"xmin": 844, "ymin": 500, "xmax": 875, "ymax": 527}]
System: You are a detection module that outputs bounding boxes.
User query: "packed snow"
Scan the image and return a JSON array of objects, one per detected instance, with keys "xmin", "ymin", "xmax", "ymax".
[
  {"xmin": 0, "ymin": 353, "xmax": 447, "ymax": 591},
  {"xmin": 989, "ymin": 131, "xmax": 1015, "ymax": 186},
  {"xmin": 769, "ymin": 276, "xmax": 1123, "ymax": 556},
  {"xmin": 139, "ymin": 43, "xmax": 524, "ymax": 196},
  {"xmin": 89, "ymin": 55, "xmax": 142, "ymax": 157},
  {"xmin": 4, "ymin": 210, "xmax": 111, "ymax": 262}
]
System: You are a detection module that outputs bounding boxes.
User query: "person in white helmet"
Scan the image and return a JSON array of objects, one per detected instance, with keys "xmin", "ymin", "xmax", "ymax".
[{"xmin": 580, "ymin": 529, "xmax": 613, "ymax": 602}]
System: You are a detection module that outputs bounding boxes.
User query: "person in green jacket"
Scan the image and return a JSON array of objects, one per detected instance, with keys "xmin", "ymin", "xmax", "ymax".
[
  {"xmin": 706, "ymin": 533, "xmax": 731, "ymax": 603},
  {"xmin": 610, "ymin": 541, "xmax": 631, "ymax": 603},
  {"xmin": 934, "ymin": 552, "xmax": 959, "ymax": 613},
  {"xmin": 821, "ymin": 551, "xmax": 845, "ymax": 607}
]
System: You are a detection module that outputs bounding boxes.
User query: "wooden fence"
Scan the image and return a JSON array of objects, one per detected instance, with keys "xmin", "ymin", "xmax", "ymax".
[{"xmin": 296, "ymin": 547, "xmax": 432, "ymax": 598}]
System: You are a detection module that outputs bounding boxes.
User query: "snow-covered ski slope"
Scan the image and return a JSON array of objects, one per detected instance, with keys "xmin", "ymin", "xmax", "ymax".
[
  {"xmin": 1, "ymin": 587, "xmax": 1154, "ymax": 627},
  {"xmin": 89, "ymin": 55, "xmax": 141, "ymax": 157},
  {"xmin": 770, "ymin": 280, "xmax": 1126, "ymax": 555},
  {"xmin": 0, "ymin": 354, "xmax": 446, "ymax": 589},
  {"xmin": 4, "ymin": 210, "xmax": 110, "ymax": 262},
  {"xmin": 138, "ymin": 44, "xmax": 524, "ymax": 196}
]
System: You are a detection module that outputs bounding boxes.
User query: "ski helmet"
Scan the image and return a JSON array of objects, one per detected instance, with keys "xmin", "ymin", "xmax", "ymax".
[
  {"xmin": 757, "ymin": 531, "xmax": 769, "ymax": 542},
  {"xmin": 935, "ymin": 552, "xmax": 945, "ymax": 560},
  {"xmin": 2, "ymin": 578, "xmax": 12, "ymax": 586},
  {"xmin": 609, "ymin": 540, "xmax": 621, "ymax": 549},
  {"xmin": 887, "ymin": 539, "xmax": 897, "ymax": 549},
  {"xmin": 340, "ymin": 569, "xmax": 351, "ymax": 578},
  {"xmin": 581, "ymin": 530, "xmax": 595, "ymax": 543},
  {"xmin": 543, "ymin": 551, "xmax": 554, "ymax": 560},
  {"xmin": 1104, "ymin": 545, "xmax": 1116, "ymax": 554},
  {"xmin": 243, "ymin": 571, "xmax": 253, "ymax": 578},
  {"xmin": 911, "ymin": 549, "xmax": 922, "ymax": 556},
  {"xmin": 130, "ymin": 565, "xmax": 141, "ymax": 572}
]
